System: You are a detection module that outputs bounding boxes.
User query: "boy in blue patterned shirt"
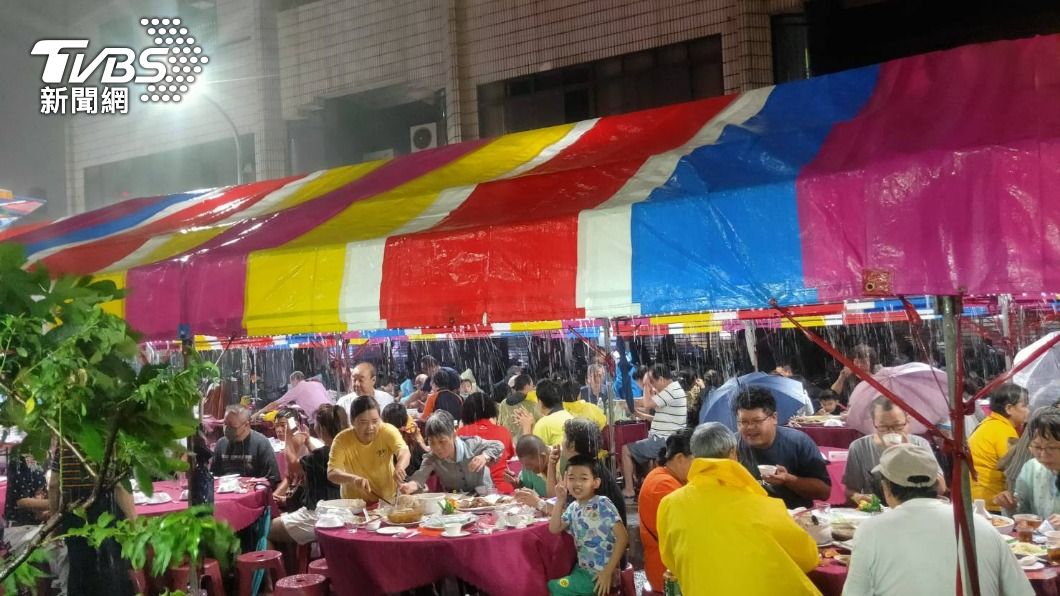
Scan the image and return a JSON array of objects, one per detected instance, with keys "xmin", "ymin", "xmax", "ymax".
[{"xmin": 548, "ymin": 454, "xmax": 629, "ymax": 596}]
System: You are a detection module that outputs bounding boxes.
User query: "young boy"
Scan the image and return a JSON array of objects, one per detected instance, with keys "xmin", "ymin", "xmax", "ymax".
[
  {"xmin": 549, "ymin": 454, "xmax": 629, "ymax": 596},
  {"xmin": 816, "ymin": 389, "xmax": 846, "ymax": 416},
  {"xmin": 509, "ymin": 434, "xmax": 551, "ymax": 497}
]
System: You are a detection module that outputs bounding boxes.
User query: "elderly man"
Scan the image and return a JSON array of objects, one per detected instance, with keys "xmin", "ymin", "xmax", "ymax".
[
  {"xmin": 337, "ymin": 362, "xmax": 395, "ymax": 418},
  {"xmin": 211, "ymin": 404, "xmax": 281, "ymax": 487},
  {"xmin": 844, "ymin": 397, "xmax": 945, "ymax": 505},
  {"xmin": 262, "ymin": 371, "xmax": 331, "ymax": 418},
  {"xmin": 658, "ymin": 422, "xmax": 821, "ymax": 595},
  {"xmin": 735, "ymin": 387, "xmax": 830, "ymax": 509},
  {"xmin": 843, "ymin": 444, "xmax": 1032, "ymax": 596}
]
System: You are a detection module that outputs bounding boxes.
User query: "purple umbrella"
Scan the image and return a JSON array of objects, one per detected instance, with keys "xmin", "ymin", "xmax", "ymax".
[{"xmin": 847, "ymin": 362, "xmax": 950, "ymax": 436}]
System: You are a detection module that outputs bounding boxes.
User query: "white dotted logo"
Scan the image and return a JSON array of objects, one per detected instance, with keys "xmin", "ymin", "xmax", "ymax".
[{"xmin": 137, "ymin": 17, "xmax": 208, "ymax": 104}]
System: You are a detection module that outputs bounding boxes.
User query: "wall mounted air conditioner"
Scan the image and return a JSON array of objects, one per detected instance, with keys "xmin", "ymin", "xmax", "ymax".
[{"xmin": 409, "ymin": 122, "xmax": 438, "ymax": 152}]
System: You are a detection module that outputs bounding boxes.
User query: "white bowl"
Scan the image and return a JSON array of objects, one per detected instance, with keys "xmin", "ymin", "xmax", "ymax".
[{"xmin": 990, "ymin": 515, "xmax": 1014, "ymax": 535}]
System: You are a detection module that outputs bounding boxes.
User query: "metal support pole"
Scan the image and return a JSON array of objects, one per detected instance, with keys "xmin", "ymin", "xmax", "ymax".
[
  {"xmin": 201, "ymin": 94, "xmax": 243, "ymax": 185},
  {"xmin": 941, "ymin": 295, "xmax": 977, "ymax": 595},
  {"xmin": 999, "ymin": 294, "xmax": 1013, "ymax": 369},
  {"xmin": 601, "ymin": 319, "xmax": 617, "ymax": 480}
]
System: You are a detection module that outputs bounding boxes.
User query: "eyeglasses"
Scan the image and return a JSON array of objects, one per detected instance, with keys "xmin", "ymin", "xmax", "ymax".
[
  {"xmin": 1030, "ymin": 443, "xmax": 1060, "ymax": 457},
  {"xmin": 737, "ymin": 416, "xmax": 773, "ymax": 429},
  {"xmin": 874, "ymin": 422, "xmax": 908, "ymax": 433}
]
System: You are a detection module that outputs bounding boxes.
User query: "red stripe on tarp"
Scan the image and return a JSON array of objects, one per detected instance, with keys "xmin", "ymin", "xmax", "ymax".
[{"xmin": 40, "ymin": 177, "xmax": 301, "ymax": 275}]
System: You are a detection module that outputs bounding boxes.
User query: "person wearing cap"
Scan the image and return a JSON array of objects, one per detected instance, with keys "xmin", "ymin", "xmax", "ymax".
[{"xmin": 843, "ymin": 444, "xmax": 1033, "ymax": 596}]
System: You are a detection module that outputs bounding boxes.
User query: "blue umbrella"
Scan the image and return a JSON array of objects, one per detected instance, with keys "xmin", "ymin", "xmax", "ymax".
[{"xmin": 699, "ymin": 372, "xmax": 812, "ymax": 430}]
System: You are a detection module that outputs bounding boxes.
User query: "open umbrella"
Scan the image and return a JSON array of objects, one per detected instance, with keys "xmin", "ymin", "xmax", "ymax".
[
  {"xmin": 1012, "ymin": 331, "xmax": 1060, "ymax": 410},
  {"xmin": 846, "ymin": 362, "xmax": 950, "ymax": 436},
  {"xmin": 698, "ymin": 372, "xmax": 812, "ymax": 430}
]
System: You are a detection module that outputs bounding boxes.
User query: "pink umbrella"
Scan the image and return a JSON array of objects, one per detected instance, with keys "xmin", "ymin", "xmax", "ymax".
[{"xmin": 846, "ymin": 362, "xmax": 950, "ymax": 436}]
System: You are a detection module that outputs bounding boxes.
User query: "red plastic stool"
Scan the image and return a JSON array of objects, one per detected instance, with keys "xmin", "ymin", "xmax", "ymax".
[
  {"xmin": 129, "ymin": 568, "xmax": 149, "ymax": 595},
  {"xmin": 274, "ymin": 573, "xmax": 328, "ymax": 596},
  {"xmin": 307, "ymin": 558, "xmax": 328, "ymax": 577},
  {"xmin": 171, "ymin": 558, "xmax": 226, "ymax": 596},
  {"xmin": 236, "ymin": 550, "xmax": 286, "ymax": 596}
]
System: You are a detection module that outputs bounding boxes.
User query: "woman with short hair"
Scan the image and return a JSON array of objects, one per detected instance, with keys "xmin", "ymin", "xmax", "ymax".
[
  {"xmin": 969, "ymin": 384, "xmax": 1029, "ymax": 512},
  {"xmin": 399, "ymin": 410, "xmax": 504, "ymax": 494},
  {"xmin": 327, "ymin": 395, "xmax": 411, "ymax": 503}
]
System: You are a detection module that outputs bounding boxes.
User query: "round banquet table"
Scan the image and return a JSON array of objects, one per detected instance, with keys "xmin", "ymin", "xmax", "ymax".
[
  {"xmin": 316, "ymin": 519, "xmax": 577, "ymax": 596},
  {"xmin": 810, "ymin": 541, "xmax": 1060, "ymax": 595},
  {"xmin": 794, "ymin": 425, "xmax": 864, "ymax": 449},
  {"xmin": 0, "ymin": 479, "xmax": 267, "ymax": 531},
  {"xmin": 818, "ymin": 446, "xmax": 850, "ymax": 507},
  {"xmin": 137, "ymin": 480, "xmax": 269, "ymax": 531}
]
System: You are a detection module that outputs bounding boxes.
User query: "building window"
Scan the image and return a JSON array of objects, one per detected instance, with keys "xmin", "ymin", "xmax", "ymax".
[
  {"xmin": 478, "ymin": 35, "xmax": 723, "ymax": 138},
  {"xmin": 772, "ymin": 13, "xmax": 811, "ymax": 83}
]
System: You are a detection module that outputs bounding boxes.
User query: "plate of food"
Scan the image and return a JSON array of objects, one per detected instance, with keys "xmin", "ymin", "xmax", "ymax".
[
  {"xmin": 1011, "ymin": 542, "xmax": 1047, "ymax": 558},
  {"xmin": 456, "ymin": 495, "xmax": 516, "ymax": 512},
  {"xmin": 790, "ymin": 415, "xmax": 842, "ymax": 426},
  {"xmin": 989, "ymin": 515, "xmax": 1014, "ymax": 534}
]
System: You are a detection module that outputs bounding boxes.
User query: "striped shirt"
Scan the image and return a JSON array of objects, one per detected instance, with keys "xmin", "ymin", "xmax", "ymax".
[{"xmin": 650, "ymin": 381, "xmax": 687, "ymax": 438}]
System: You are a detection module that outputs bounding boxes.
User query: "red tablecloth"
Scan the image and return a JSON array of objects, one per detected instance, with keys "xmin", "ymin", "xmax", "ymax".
[
  {"xmin": 818, "ymin": 447, "xmax": 849, "ymax": 507},
  {"xmin": 138, "ymin": 480, "xmax": 269, "ymax": 531},
  {"xmin": 316, "ymin": 520, "xmax": 577, "ymax": 596},
  {"xmin": 795, "ymin": 425, "xmax": 864, "ymax": 450}
]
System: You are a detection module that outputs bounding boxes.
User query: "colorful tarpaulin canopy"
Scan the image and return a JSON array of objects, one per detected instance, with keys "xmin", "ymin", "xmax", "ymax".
[{"xmin": 9, "ymin": 34, "xmax": 1060, "ymax": 341}]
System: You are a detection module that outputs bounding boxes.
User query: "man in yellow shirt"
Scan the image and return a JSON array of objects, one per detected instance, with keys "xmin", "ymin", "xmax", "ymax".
[
  {"xmin": 969, "ymin": 384, "xmax": 1029, "ymax": 512},
  {"xmin": 658, "ymin": 422, "xmax": 821, "ymax": 596},
  {"xmin": 328, "ymin": 395, "xmax": 410, "ymax": 503},
  {"xmin": 517, "ymin": 379, "xmax": 573, "ymax": 447}
]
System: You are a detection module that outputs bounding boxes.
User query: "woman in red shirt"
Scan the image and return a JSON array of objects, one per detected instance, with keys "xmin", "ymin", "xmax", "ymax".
[
  {"xmin": 457, "ymin": 391, "xmax": 515, "ymax": 493},
  {"xmin": 638, "ymin": 427, "xmax": 694, "ymax": 592}
]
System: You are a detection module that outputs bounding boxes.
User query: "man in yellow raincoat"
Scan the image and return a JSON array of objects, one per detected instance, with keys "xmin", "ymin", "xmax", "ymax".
[{"xmin": 658, "ymin": 422, "xmax": 821, "ymax": 595}]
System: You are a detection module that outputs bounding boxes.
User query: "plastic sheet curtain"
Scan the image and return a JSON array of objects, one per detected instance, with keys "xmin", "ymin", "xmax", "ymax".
[{"xmin": 7, "ymin": 34, "xmax": 1060, "ymax": 341}]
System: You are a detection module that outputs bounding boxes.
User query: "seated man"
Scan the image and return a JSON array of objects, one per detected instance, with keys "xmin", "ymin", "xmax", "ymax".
[
  {"xmin": 734, "ymin": 387, "xmax": 831, "ymax": 509},
  {"xmin": 622, "ymin": 364, "xmax": 687, "ymax": 498},
  {"xmin": 211, "ymin": 404, "xmax": 282, "ymax": 487},
  {"xmin": 510, "ymin": 434, "xmax": 552, "ymax": 498},
  {"xmin": 658, "ymin": 422, "xmax": 821, "ymax": 595},
  {"xmin": 844, "ymin": 397, "xmax": 945, "ymax": 505},
  {"xmin": 844, "ymin": 444, "xmax": 1032, "ymax": 596}
]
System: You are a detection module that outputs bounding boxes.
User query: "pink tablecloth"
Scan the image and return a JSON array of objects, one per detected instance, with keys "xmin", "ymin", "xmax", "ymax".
[
  {"xmin": 138, "ymin": 480, "xmax": 269, "ymax": 531},
  {"xmin": 603, "ymin": 421, "xmax": 649, "ymax": 459},
  {"xmin": 316, "ymin": 521, "xmax": 577, "ymax": 596},
  {"xmin": 796, "ymin": 425, "xmax": 864, "ymax": 450},
  {"xmin": 818, "ymin": 447, "xmax": 849, "ymax": 507},
  {"xmin": 810, "ymin": 551, "xmax": 1060, "ymax": 596}
]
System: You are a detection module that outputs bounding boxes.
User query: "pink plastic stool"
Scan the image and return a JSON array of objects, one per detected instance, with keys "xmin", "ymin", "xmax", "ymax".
[
  {"xmin": 170, "ymin": 558, "xmax": 226, "ymax": 596},
  {"xmin": 236, "ymin": 550, "xmax": 286, "ymax": 596},
  {"xmin": 274, "ymin": 573, "xmax": 328, "ymax": 596}
]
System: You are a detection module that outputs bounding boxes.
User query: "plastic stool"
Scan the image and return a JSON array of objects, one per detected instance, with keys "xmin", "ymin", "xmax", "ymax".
[
  {"xmin": 170, "ymin": 558, "xmax": 226, "ymax": 596},
  {"xmin": 618, "ymin": 563, "xmax": 636, "ymax": 596},
  {"xmin": 236, "ymin": 550, "xmax": 286, "ymax": 596},
  {"xmin": 274, "ymin": 573, "xmax": 328, "ymax": 596},
  {"xmin": 307, "ymin": 558, "xmax": 328, "ymax": 578},
  {"xmin": 129, "ymin": 569, "xmax": 149, "ymax": 595}
]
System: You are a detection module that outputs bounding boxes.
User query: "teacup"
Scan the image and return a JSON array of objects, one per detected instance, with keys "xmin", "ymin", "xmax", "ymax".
[
  {"xmin": 881, "ymin": 433, "xmax": 903, "ymax": 447},
  {"xmin": 443, "ymin": 522, "xmax": 462, "ymax": 537}
]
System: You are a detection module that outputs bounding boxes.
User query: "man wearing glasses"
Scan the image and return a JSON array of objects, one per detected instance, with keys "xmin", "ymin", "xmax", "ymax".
[
  {"xmin": 844, "ymin": 397, "xmax": 945, "ymax": 504},
  {"xmin": 735, "ymin": 387, "xmax": 831, "ymax": 509}
]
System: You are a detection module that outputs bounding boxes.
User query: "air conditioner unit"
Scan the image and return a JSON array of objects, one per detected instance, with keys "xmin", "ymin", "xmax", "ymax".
[{"xmin": 409, "ymin": 122, "xmax": 438, "ymax": 153}]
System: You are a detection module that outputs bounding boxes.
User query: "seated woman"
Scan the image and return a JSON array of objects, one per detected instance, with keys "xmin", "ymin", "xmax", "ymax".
[
  {"xmin": 270, "ymin": 404, "xmax": 349, "ymax": 545},
  {"xmin": 457, "ymin": 392, "xmax": 515, "ymax": 493},
  {"xmin": 998, "ymin": 406, "xmax": 1060, "ymax": 523},
  {"xmin": 639, "ymin": 428, "xmax": 694, "ymax": 592},
  {"xmin": 400, "ymin": 410, "xmax": 505, "ymax": 495},
  {"xmin": 328, "ymin": 395, "xmax": 411, "ymax": 504},
  {"xmin": 381, "ymin": 402, "xmax": 428, "ymax": 477},
  {"xmin": 969, "ymin": 384, "xmax": 1028, "ymax": 512}
]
